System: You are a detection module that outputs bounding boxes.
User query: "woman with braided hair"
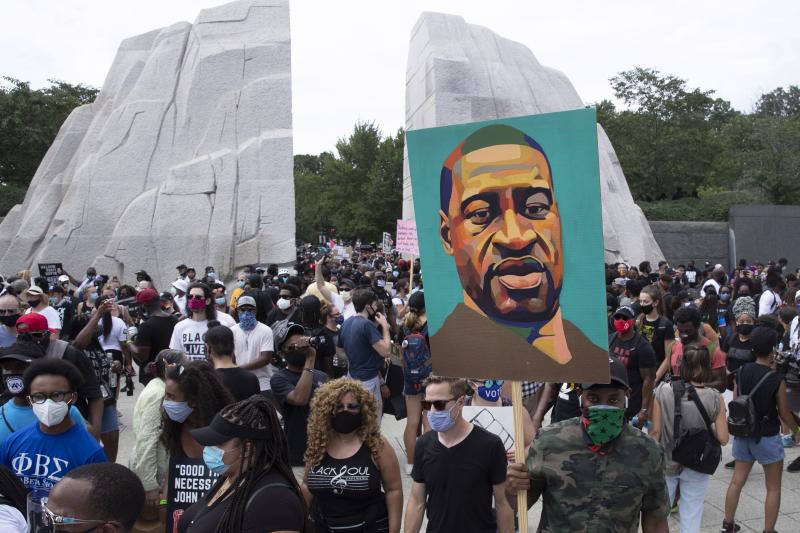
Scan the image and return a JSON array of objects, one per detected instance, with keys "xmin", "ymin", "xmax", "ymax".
[
  {"xmin": 177, "ymin": 394, "xmax": 306, "ymax": 533},
  {"xmin": 301, "ymin": 378, "xmax": 402, "ymax": 533}
]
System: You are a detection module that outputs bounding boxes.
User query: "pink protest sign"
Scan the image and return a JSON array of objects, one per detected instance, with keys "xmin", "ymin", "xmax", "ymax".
[{"xmin": 396, "ymin": 219, "xmax": 419, "ymax": 255}]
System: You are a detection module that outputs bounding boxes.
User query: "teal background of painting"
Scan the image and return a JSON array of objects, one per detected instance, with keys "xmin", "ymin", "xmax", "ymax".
[{"xmin": 406, "ymin": 108, "xmax": 607, "ymax": 349}]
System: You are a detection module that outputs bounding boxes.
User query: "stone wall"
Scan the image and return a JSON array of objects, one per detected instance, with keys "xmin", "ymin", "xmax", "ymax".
[
  {"xmin": 0, "ymin": 0, "xmax": 295, "ymax": 288},
  {"xmin": 729, "ymin": 205, "xmax": 800, "ymax": 269},
  {"xmin": 648, "ymin": 221, "xmax": 730, "ymax": 269}
]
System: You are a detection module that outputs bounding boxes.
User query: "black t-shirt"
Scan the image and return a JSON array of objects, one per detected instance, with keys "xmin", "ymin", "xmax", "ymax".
[
  {"xmin": 411, "ymin": 425, "xmax": 506, "ymax": 533},
  {"xmin": 136, "ymin": 315, "xmax": 178, "ymax": 385},
  {"xmin": 54, "ymin": 299, "xmax": 75, "ymax": 339},
  {"xmin": 270, "ymin": 368, "xmax": 329, "ymax": 466},
  {"xmin": 736, "ymin": 362, "xmax": 783, "ymax": 436},
  {"xmin": 722, "ymin": 334, "xmax": 755, "ymax": 372},
  {"xmin": 177, "ymin": 470, "xmax": 305, "ymax": 533},
  {"xmin": 215, "ymin": 367, "xmax": 260, "ymax": 402},
  {"xmin": 551, "ymin": 383, "xmax": 581, "ymax": 423},
  {"xmin": 639, "ymin": 316, "xmax": 673, "ymax": 365},
  {"xmin": 608, "ymin": 332, "xmax": 657, "ymax": 418},
  {"xmin": 266, "ymin": 307, "xmax": 294, "ymax": 329}
]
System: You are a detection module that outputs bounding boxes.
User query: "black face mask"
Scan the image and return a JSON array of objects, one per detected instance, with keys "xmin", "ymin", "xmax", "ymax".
[
  {"xmin": 331, "ymin": 411, "xmax": 363, "ymax": 434},
  {"xmin": 3, "ymin": 373, "xmax": 24, "ymax": 396},
  {"xmin": 27, "ymin": 299, "xmax": 42, "ymax": 308},
  {"xmin": 679, "ymin": 333, "xmax": 696, "ymax": 345},
  {"xmin": 17, "ymin": 332, "xmax": 49, "ymax": 351},
  {"xmin": 736, "ymin": 323, "xmax": 754, "ymax": 336},
  {"xmin": 640, "ymin": 304, "xmax": 654, "ymax": 315},
  {"xmin": 285, "ymin": 350, "xmax": 308, "ymax": 367},
  {"xmin": 0, "ymin": 314, "xmax": 20, "ymax": 328}
]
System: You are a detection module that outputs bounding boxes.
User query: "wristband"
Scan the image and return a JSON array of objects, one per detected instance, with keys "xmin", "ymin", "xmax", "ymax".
[
  {"xmin": 159, "ymin": 499, "xmax": 167, "ymax": 506},
  {"xmin": 303, "ymin": 368, "xmax": 314, "ymax": 373}
]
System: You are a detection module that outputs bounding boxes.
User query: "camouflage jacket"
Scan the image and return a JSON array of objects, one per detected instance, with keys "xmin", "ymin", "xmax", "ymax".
[{"xmin": 526, "ymin": 418, "xmax": 669, "ymax": 532}]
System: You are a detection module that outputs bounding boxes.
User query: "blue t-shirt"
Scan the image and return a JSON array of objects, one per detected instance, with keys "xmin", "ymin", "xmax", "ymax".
[
  {"xmin": 0, "ymin": 402, "xmax": 86, "ymax": 446},
  {"xmin": 338, "ymin": 316, "xmax": 384, "ymax": 380},
  {"xmin": 0, "ymin": 421, "xmax": 106, "ymax": 495},
  {"xmin": 0, "ymin": 327, "xmax": 15, "ymax": 348}
]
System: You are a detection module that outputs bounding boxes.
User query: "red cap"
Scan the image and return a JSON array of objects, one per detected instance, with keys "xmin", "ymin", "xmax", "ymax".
[
  {"xmin": 135, "ymin": 287, "xmax": 160, "ymax": 304},
  {"xmin": 16, "ymin": 313, "xmax": 49, "ymax": 333}
]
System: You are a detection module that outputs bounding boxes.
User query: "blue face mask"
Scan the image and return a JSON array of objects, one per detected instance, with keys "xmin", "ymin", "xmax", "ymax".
[
  {"xmin": 236, "ymin": 280, "xmax": 245, "ymax": 289},
  {"xmin": 427, "ymin": 405, "xmax": 457, "ymax": 433},
  {"xmin": 238, "ymin": 310, "xmax": 257, "ymax": 331},
  {"xmin": 720, "ymin": 293, "xmax": 730, "ymax": 302},
  {"xmin": 88, "ymin": 293, "xmax": 99, "ymax": 302},
  {"xmin": 208, "ymin": 272, "xmax": 217, "ymax": 280},
  {"xmin": 203, "ymin": 446, "xmax": 232, "ymax": 476},
  {"xmin": 163, "ymin": 400, "xmax": 194, "ymax": 423},
  {"xmin": 476, "ymin": 379, "xmax": 504, "ymax": 402},
  {"xmin": 215, "ymin": 297, "xmax": 226, "ymax": 306},
  {"xmin": 335, "ymin": 315, "xmax": 344, "ymax": 326}
]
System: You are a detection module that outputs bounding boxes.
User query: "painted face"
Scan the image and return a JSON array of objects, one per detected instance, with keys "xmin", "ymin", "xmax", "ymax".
[{"xmin": 440, "ymin": 144, "xmax": 562, "ymax": 324}]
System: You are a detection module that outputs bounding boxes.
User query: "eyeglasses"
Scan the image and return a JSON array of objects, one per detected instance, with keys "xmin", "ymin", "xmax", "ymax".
[
  {"xmin": 421, "ymin": 397, "xmax": 457, "ymax": 411},
  {"xmin": 188, "ymin": 294, "xmax": 205, "ymax": 301},
  {"xmin": 20, "ymin": 331, "xmax": 49, "ymax": 339},
  {"xmin": 28, "ymin": 391, "xmax": 73, "ymax": 404},
  {"xmin": 335, "ymin": 402, "xmax": 362, "ymax": 413},
  {"xmin": 0, "ymin": 308, "xmax": 19, "ymax": 316},
  {"xmin": 477, "ymin": 379, "xmax": 504, "ymax": 388},
  {"xmin": 41, "ymin": 504, "xmax": 119, "ymax": 532}
]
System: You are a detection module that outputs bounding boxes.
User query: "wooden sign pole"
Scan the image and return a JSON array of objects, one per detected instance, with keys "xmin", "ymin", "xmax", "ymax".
[{"xmin": 512, "ymin": 380, "xmax": 528, "ymax": 532}]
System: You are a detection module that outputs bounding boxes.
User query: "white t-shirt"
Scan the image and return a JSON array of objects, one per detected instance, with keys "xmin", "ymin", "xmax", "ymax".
[
  {"xmin": 215, "ymin": 311, "xmax": 236, "ymax": 328},
  {"xmin": 0, "ymin": 505, "xmax": 26, "ymax": 533},
  {"xmin": 758, "ymin": 290, "xmax": 781, "ymax": 317},
  {"xmin": 174, "ymin": 295, "xmax": 186, "ymax": 315},
  {"xmin": 169, "ymin": 318, "xmax": 210, "ymax": 361},
  {"xmin": 342, "ymin": 301, "xmax": 356, "ymax": 320},
  {"xmin": 392, "ymin": 296, "xmax": 407, "ymax": 326},
  {"xmin": 99, "ymin": 316, "xmax": 127, "ymax": 351},
  {"xmin": 790, "ymin": 316, "xmax": 799, "ymax": 352},
  {"xmin": 232, "ymin": 323, "xmax": 274, "ymax": 391},
  {"xmin": 701, "ymin": 278, "xmax": 720, "ymax": 296},
  {"xmin": 26, "ymin": 306, "xmax": 61, "ymax": 330}
]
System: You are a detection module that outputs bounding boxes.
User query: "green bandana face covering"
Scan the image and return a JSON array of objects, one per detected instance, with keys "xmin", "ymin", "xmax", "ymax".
[{"xmin": 582, "ymin": 405, "xmax": 625, "ymax": 445}]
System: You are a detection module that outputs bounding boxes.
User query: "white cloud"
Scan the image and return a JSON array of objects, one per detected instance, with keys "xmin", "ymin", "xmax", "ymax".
[{"xmin": 1, "ymin": 0, "xmax": 797, "ymax": 154}]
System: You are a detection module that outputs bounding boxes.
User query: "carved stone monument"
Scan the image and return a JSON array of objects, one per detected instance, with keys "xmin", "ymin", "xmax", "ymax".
[
  {"xmin": 0, "ymin": 0, "xmax": 295, "ymax": 287},
  {"xmin": 403, "ymin": 12, "xmax": 663, "ymax": 264}
]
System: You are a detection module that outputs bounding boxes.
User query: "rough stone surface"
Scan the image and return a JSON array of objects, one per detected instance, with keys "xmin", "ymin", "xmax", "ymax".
[
  {"xmin": 648, "ymin": 221, "xmax": 730, "ymax": 270},
  {"xmin": 0, "ymin": 0, "xmax": 295, "ymax": 288},
  {"xmin": 729, "ymin": 204, "xmax": 800, "ymax": 269},
  {"xmin": 402, "ymin": 12, "xmax": 663, "ymax": 265}
]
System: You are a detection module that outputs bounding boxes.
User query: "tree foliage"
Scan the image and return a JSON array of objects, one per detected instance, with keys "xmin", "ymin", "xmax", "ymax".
[
  {"xmin": 294, "ymin": 123, "xmax": 403, "ymax": 243},
  {"xmin": 598, "ymin": 69, "xmax": 800, "ymax": 209},
  {"xmin": 0, "ymin": 77, "xmax": 98, "ymax": 190}
]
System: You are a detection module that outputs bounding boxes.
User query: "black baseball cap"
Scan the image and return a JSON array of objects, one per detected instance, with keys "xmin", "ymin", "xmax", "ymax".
[
  {"xmin": 191, "ymin": 412, "xmax": 271, "ymax": 446},
  {"xmin": 613, "ymin": 305, "xmax": 635, "ymax": 320},
  {"xmin": 0, "ymin": 342, "xmax": 45, "ymax": 364},
  {"xmin": 581, "ymin": 356, "xmax": 629, "ymax": 390},
  {"xmin": 273, "ymin": 322, "xmax": 306, "ymax": 351}
]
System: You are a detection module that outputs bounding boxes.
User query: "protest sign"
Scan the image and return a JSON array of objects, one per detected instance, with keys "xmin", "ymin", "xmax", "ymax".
[
  {"xmin": 382, "ymin": 232, "xmax": 393, "ymax": 253},
  {"xmin": 37, "ymin": 263, "xmax": 64, "ymax": 289},
  {"xmin": 395, "ymin": 219, "xmax": 419, "ymax": 255},
  {"xmin": 463, "ymin": 405, "xmax": 516, "ymax": 453},
  {"xmin": 166, "ymin": 457, "xmax": 218, "ymax": 532},
  {"xmin": 406, "ymin": 109, "xmax": 609, "ymax": 383}
]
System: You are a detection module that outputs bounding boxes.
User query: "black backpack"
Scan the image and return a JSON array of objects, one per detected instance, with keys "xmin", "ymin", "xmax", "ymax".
[
  {"xmin": 671, "ymin": 381, "xmax": 721, "ymax": 474},
  {"xmin": 727, "ymin": 369, "xmax": 775, "ymax": 439}
]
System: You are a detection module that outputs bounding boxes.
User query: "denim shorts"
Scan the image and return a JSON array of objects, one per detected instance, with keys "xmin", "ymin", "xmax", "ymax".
[
  {"xmin": 101, "ymin": 404, "xmax": 119, "ymax": 434},
  {"xmin": 732, "ymin": 434, "xmax": 784, "ymax": 465}
]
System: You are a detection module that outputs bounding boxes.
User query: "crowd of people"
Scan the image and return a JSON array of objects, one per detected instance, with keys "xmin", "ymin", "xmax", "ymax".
[{"xmin": 0, "ymin": 249, "xmax": 797, "ymax": 532}]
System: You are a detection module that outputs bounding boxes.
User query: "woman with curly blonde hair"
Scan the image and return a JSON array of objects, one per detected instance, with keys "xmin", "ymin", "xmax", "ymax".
[{"xmin": 301, "ymin": 378, "xmax": 402, "ymax": 533}]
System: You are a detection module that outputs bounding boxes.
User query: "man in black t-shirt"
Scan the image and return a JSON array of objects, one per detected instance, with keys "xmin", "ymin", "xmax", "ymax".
[
  {"xmin": 270, "ymin": 323, "xmax": 328, "ymax": 466},
  {"xmin": 132, "ymin": 288, "xmax": 177, "ymax": 385},
  {"xmin": 52, "ymin": 286, "xmax": 75, "ymax": 339},
  {"xmin": 608, "ymin": 305, "xmax": 657, "ymax": 425},
  {"xmin": 204, "ymin": 325, "xmax": 260, "ymax": 402},
  {"xmin": 405, "ymin": 376, "xmax": 513, "ymax": 533}
]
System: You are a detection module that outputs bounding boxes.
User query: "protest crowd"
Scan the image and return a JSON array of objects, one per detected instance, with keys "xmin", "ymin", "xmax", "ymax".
[{"xmin": 0, "ymin": 247, "xmax": 799, "ymax": 533}]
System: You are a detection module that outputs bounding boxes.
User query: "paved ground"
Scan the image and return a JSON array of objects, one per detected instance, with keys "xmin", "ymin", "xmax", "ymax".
[{"xmin": 116, "ymin": 383, "xmax": 800, "ymax": 532}]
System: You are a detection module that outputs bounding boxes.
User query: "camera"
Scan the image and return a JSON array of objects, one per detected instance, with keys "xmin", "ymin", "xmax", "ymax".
[{"xmin": 308, "ymin": 335, "xmax": 326, "ymax": 349}]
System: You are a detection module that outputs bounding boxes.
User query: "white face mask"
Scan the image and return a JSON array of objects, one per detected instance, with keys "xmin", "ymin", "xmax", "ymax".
[
  {"xmin": 32, "ymin": 399, "xmax": 70, "ymax": 427},
  {"xmin": 340, "ymin": 290, "xmax": 352, "ymax": 303},
  {"xmin": 277, "ymin": 297, "xmax": 292, "ymax": 311}
]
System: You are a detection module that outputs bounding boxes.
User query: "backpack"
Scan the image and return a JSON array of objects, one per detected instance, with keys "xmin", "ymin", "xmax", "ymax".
[
  {"xmin": 670, "ymin": 380, "xmax": 721, "ymax": 474},
  {"xmin": 401, "ymin": 325, "xmax": 431, "ymax": 385},
  {"xmin": 727, "ymin": 369, "xmax": 775, "ymax": 439}
]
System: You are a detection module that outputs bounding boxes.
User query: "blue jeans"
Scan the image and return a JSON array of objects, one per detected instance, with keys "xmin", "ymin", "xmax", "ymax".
[{"xmin": 732, "ymin": 434, "xmax": 784, "ymax": 465}]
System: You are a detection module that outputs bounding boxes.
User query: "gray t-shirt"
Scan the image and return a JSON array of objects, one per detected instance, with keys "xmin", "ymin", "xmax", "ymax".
[{"xmin": 654, "ymin": 381, "xmax": 721, "ymax": 476}]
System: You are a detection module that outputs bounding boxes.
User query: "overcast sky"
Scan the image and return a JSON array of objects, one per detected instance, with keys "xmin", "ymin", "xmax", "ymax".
[{"xmin": 1, "ymin": 1, "xmax": 797, "ymax": 155}]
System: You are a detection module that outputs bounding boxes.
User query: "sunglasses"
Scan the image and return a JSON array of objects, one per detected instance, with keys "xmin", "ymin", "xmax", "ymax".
[
  {"xmin": 0, "ymin": 309, "xmax": 19, "ymax": 316},
  {"xmin": 421, "ymin": 397, "xmax": 457, "ymax": 411},
  {"xmin": 335, "ymin": 402, "xmax": 362, "ymax": 413},
  {"xmin": 476, "ymin": 379, "xmax": 504, "ymax": 388},
  {"xmin": 188, "ymin": 294, "xmax": 206, "ymax": 301}
]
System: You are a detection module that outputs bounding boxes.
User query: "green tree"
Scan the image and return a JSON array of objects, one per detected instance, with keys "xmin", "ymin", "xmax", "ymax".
[
  {"xmin": 294, "ymin": 123, "xmax": 404, "ymax": 243},
  {"xmin": 0, "ymin": 77, "xmax": 98, "ymax": 214},
  {"xmin": 599, "ymin": 67, "xmax": 735, "ymax": 201}
]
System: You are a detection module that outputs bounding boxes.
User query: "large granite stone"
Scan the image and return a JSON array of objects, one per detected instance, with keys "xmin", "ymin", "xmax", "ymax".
[
  {"xmin": 0, "ymin": 0, "xmax": 295, "ymax": 288},
  {"xmin": 402, "ymin": 12, "xmax": 663, "ymax": 265}
]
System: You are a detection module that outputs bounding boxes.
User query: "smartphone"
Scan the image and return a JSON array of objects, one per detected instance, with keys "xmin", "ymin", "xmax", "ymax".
[{"xmin": 315, "ymin": 249, "xmax": 326, "ymax": 262}]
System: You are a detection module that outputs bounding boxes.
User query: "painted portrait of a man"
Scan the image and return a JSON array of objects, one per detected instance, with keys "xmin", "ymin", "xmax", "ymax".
[
  {"xmin": 438, "ymin": 124, "xmax": 571, "ymax": 364},
  {"xmin": 407, "ymin": 110, "xmax": 608, "ymax": 382}
]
